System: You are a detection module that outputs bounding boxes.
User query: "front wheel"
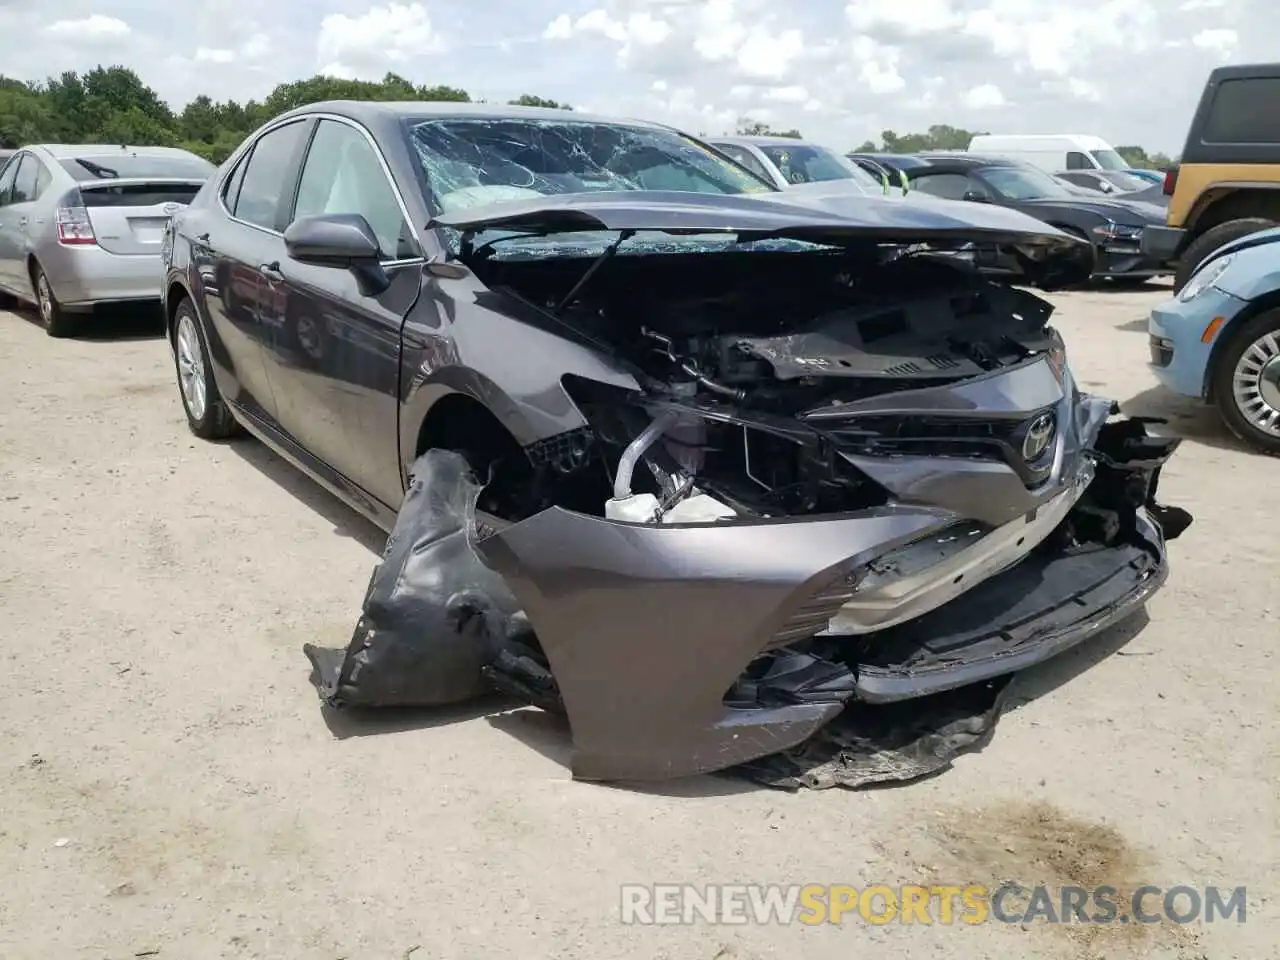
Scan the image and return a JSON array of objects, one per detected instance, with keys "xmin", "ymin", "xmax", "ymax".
[
  {"xmin": 173, "ymin": 298, "xmax": 241, "ymax": 440},
  {"xmin": 1211, "ymin": 309, "xmax": 1280, "ymax": 455}
]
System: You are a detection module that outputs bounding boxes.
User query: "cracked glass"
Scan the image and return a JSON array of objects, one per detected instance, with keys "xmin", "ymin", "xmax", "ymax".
[{"xmin": 403, "ymin": 117, "xmax": 823, "ymax": 258}]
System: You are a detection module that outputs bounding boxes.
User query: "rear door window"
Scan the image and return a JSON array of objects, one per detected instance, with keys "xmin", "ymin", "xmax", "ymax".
[
  {"xmin": 289, "ymin": 118, "xmax": 414, "ymax": 259},
  {"xmin": 1203, "ymin": 77, "xmax": 1280, "ymax": 143},
  {"xmin": 11, "ymin": 155, "xmax": 39, "ymax": 203},
  {"xmin": 232, "ymin": 120, "xmax": 311, "ymax": 231},
  {"xmin": 910, "ymin": 172, "xmax": 971, "ymax": 200}
]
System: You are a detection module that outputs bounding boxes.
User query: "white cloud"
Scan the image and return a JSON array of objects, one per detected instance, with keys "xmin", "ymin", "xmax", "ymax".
[
  {"xmin": 962, "ymin": 83, "xmax": 1007, "ymax": 109},
  {"xmin": 0, "ymin": 0, "xmax": 1272, "ymax": 155},
  {"xmin": 45, "ymin": 15, "xmax": 130, "ymax": 39},
  {"xmin": 763, "ymin": 85, "xmax": 809, "ymax": 104},
  {"xmin": 195, "ymin": 48, "xmax": 237, "ymax": 64},
  {"xmin": 1191, "ymin": 28, "xmax": 1238, "ymax": 57},
  {"xmin": 542, "ymin": 14, "xmax": 573, "ymax": 40},
  {"xmin": 317, "ymin": 2, "xmax": 445, "ymax": 74}
]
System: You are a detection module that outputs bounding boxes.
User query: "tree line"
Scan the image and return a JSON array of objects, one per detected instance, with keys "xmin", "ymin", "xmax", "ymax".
[
  {"xmin": 1, "ymin": 66, "xmax": 1173, "ymax": 170},
  {"xmin": 0, "ymin": 66, "xmax": 571, "ymax": 163}
]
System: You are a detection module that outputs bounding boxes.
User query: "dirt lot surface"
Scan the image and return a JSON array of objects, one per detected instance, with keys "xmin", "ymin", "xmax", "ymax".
[{"xmin": 0, "ymin": 282, "xmax": 1275, "ymax": 959}]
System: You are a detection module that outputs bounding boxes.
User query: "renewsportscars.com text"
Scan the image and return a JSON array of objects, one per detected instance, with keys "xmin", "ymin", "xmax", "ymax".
[{"xmin": 620, "ymin": 883, "xmax": 1248, "ymax": 926}]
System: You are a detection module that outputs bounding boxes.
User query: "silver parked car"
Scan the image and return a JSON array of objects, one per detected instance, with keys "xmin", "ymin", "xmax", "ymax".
[
  {"xmin": 0, "ymin": 144, "xmax": 214, "ymax": 337},
  {"xmin": 708, "ymin": 135, "xmax": 892, "ymax": 195}
]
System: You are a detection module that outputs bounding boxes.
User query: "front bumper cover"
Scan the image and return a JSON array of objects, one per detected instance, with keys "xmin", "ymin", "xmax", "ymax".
[{"xmin": 306, "ymin": 406, "xmax": 1191, "ymax": 784}]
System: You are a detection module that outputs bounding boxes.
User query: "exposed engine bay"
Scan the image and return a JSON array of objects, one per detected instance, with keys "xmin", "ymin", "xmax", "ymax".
[{"xmin": 468, "ymin": 247, "xmax": 1067, "ymax": 523}]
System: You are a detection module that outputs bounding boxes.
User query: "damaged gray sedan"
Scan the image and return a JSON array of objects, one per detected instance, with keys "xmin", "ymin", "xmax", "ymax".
[{"xmin": 161, "ymin": 102, "xmax": 1191, "ymax": 783}]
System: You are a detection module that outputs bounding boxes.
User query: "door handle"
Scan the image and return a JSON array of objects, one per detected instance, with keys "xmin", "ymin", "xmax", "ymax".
[
  {"xmin": 258, "ymin": 261, "xmax": 284, "ymax": 282},
  {"xmin": 18, "ymin": 217, "xmax": 27, "ymax": 227}
]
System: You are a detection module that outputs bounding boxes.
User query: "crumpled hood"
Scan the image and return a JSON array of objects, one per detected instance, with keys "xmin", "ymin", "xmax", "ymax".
[{"xmin": 433, "ymin": 189, "xmax": 1086, "ymax": 253}]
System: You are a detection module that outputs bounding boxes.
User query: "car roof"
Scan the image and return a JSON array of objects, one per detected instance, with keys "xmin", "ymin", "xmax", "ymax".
[
  {"xmin": 914, "ymin": 153, "xmax": 1025, "ymax": 167},
  {"xmin": 275, "ymin": 99, "xmax": 672, "ymax": 132},
  {"xmin": 26, "ymin": 143, "xmax": 207, "ymax": 161},
  {"xmin": 711, "ymin": 135, "xmax": 827, "ymax": 148}
]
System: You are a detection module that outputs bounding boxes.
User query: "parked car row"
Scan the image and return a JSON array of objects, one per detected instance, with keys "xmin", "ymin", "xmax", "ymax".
[
  {"xmin": 847, "ymin": 151, "xmax": 1169, "ymax": 284},
  {"xmin": 2, "ymin": 94, "xmax": 1275, "ymax": 460}
]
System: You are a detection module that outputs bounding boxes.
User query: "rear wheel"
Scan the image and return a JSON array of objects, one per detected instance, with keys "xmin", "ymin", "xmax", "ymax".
[
  {"xmin": 1211, "ymin": 309, "xmax": 1280, "ymax": 455},
  {"xmin": 1174, "ymin": 218, "xmax": 1275, "ymax": 293},
  {"xmin": 173, "ymin": 298, "xmax": 240, "ymax": 440},
  {"xmin": 31, "ymin": 262, "xmax": 77, "ymax": 338}
]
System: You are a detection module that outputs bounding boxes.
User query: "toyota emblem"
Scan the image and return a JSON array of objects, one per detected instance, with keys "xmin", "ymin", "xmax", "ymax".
[
  {"xmin": 1022, "ymin": 413, "xmax": 1056, "ymax": 461},
  {"xmin": 162, "ymin": 202, "xmax": 181, "ymax": 216}
]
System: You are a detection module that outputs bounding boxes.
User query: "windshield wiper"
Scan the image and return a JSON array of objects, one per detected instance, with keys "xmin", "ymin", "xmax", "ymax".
[{"xmin": 75, "ymin": 158, "xmax": 119, "ymax": 179}]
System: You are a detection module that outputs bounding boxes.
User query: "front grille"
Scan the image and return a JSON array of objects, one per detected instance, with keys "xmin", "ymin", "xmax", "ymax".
[{"xmin": 826, "ymin": 413, "xmax": 1057, "ymax": 486}]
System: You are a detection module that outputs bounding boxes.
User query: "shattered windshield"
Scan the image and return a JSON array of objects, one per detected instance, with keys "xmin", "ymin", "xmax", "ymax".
[
  {"xmin": 406, "ymin": 117, "xmax": 775, "ymax": 216},
  {"xmin": 982, "ymin": 166, "xmax": 1076, "ymax": 201},
  {"xmin": 758, "ymin": 143, "xmax": 880, "ymax": 190}
]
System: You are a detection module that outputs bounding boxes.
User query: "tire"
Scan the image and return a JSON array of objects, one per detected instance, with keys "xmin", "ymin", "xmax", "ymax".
[
  {"xmin": 172, "ymin": 298, "xmax": 241, "ymax": 440},
  {"xmin": 1210, "ymin": 308, "xmax": 1280, "ymax": 456},
  {"xmin": 31, "ymin": 262, "xmax": 77, "ymax": 338},
  {"xmin": 1174, "ymin": 218, "xmax": 1275, "ymax": 293}
]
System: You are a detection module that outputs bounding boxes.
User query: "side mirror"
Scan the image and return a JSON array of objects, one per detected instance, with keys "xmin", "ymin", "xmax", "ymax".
[
  {"xmin": 962, "ymin": 191, "xmax": 990, "ymax": 203},
  {"xmin": 284, "ymin": 213, "xmax": 381, "ymax": 265}
]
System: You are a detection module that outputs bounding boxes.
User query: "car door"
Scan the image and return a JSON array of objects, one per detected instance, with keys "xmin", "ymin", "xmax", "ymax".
[
  {"xmin": 2, "ymin": 154, "xmax": 54, "ymax": 293},
  {"xmin": 0, "ymin": 154, "xmax": 25, "ymax": 292},
  {"xmin": 199, "ymin": 118, "xmax": 315, "ymax": 424},
  {"xmin": 262, "ymin": 116, "xmax": 422, "ymax": 509}
]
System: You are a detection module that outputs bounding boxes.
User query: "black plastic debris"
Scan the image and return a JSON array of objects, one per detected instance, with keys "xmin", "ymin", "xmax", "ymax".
[
  {"xmin": 732, "ymin": 676, "xmax": 1015, "ymax": 790},
  {"xmin": 304, "ymin": 450, "xmax": 522, "ymax": 708}
]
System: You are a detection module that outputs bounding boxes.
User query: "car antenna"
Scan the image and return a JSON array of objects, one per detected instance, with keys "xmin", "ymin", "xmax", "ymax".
[{"xmin": 554, "ymin": 229, "xmax": 634, "ymax": 315}]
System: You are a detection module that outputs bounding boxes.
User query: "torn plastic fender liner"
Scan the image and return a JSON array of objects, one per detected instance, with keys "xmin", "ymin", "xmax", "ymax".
[
  {"xmin": 305, "ymin": 450, "xmax": 524, "ymax": 708},
  {"xmin": 472, "ymin": 507, "xmax": 959, "ymax": 782}
]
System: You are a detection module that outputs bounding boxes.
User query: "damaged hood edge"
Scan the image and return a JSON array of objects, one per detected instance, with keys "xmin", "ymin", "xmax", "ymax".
[{"xmin": 431, "ymin": 189, "xmax": 1086, "ymax": 255}]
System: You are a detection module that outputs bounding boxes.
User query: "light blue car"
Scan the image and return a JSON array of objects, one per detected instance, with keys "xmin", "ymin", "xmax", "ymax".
[{"xmin": 1148, "ymin": 225, "xmax": 1280, "ymax": 454}]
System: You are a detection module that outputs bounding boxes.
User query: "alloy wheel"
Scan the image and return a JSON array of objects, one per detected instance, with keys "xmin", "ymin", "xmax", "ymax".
[
  {"xmin": 36, "ymin": 273, "xmax": 53, "ymax": 326},
  {"xmin": 176, "ymin": 313, "xmax": 208, "ymax": 421},
  {"xmin": 1231, "ymin": 330, "xmax": 1280, "ymax": 436}
]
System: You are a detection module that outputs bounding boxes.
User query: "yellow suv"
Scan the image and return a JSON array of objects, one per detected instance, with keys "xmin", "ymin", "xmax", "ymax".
[{"xmin": 1145, "ymin": 63, "xmax": 1280, "ymax": 292}]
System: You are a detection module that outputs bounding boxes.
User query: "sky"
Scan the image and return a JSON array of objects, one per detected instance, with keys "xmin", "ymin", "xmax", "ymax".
[{"xmin": 0, "ymin": 0, "xmax": 1267, "ymax": 154}]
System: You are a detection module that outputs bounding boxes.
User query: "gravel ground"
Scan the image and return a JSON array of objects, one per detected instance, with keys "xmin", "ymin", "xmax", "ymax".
[{"xmin": 0, "ymin": 282, "xmax": 1274, "ymax": 960}]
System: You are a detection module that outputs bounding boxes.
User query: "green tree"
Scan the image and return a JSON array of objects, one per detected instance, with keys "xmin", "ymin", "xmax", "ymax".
[
  {"xmin": 510, "ymin": 94, "xmax": 572, "ymax": 109},
  {"xmin": 736, "ymin": 118, "xmax": 802, "ymax": 138},
  {"xmin": 867, "ymin": 125, "xmax": 986, "ymax": 153}
]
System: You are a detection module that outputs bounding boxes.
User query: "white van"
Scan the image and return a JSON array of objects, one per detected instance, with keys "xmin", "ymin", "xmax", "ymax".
[{"xmin": 966, "ymin": 134, "xmax": 1130, "ymax": 173}]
